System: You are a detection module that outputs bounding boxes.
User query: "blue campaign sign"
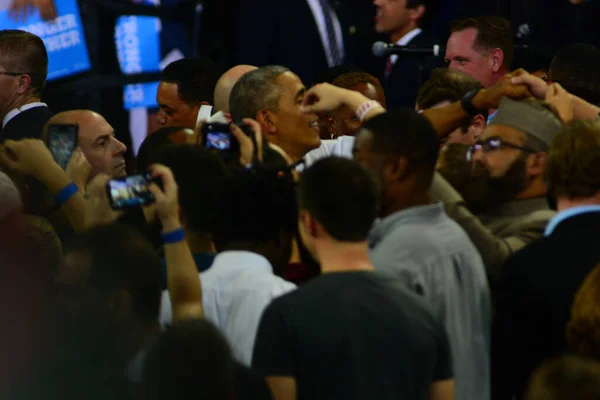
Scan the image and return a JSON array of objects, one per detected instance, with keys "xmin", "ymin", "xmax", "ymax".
[
  {"xmin": 115, "ymin": 5, "xmax": 162, "ymax": 110},
  {"xmin": 0, "ymin": 0, "xmax": 91, "ymax": 81}
]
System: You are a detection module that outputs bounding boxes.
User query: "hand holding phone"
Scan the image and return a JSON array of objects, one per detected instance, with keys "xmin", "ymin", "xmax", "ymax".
[
  {"xmin": 47, "ymin": 124, "xmax": 78, "ymax": 170},
  {"xmin": 106, "ymin": 173, "xmax": 156, "ymax": 210}
]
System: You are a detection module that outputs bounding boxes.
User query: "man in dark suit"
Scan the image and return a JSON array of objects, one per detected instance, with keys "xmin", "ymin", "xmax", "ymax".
[
  {"xmin": 374, "ymin": 0, "xmax": 441, "ymax": 109},
  {"xmin": 492, "ymin": 120, "xmax": 600, "ymax": 400},
  {"xmin": 234, "ymin": 0, "xmax": 359, "ymax": 87},
  {"xmin": 0, "ymin": 30, "xmax": 53, "ymax": 143}
]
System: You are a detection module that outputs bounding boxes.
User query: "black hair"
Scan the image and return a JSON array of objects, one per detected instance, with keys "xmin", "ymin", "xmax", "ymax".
[
  {"xmin": 140, "ymin": 319, "xmax": 234, "ymax": 400},
  {"xmin": 314, "ymin": 64, "xmax": 364, "ymax": 84},
  {"xmin": 229, "ymin": 65, "xmax": 290, "ymax": 122},
  {"xmin": 212, "ymin": 168, "xmax": 297, "ymax": 250},
  {"xmin": 550, "ymin": 43, "xmax": 600, "ymax": 105},
  {"xmin": 161, "ymin": 57, "xmax": 221, "ymax": 105},
  {"xmin": 136, "ymin": 126, "xmax": 188, "ymax": 173},
  {"xmin": 298, "ymin": 157, "xmax": 379, "ymax": 242},
  {"xmin": 361, "ymin": 110, "xmax": 440, "ymax": 190},
  {"xmin": 150, "ymin": 145, "xmax": 230, "ymax": 233},
  {"xmin": 63, "ymin": 224, "xmax": 162, "ymax": 323}
]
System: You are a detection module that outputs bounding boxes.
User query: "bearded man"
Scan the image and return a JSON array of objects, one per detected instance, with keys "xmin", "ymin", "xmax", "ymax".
[{"xmin": 431, "ymin": 97, "xmax": 563, "ymax": 281}]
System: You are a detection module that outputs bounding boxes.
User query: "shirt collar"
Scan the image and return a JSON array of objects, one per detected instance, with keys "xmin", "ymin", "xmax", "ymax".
[
  {"xmin": 210, "ymin": 251, "xmax": 274, "ymax": 277},
  {"xmin": 395, "ymin": 28, "xmax": 423, "ymax": 46},
  {"xmin": 369, "ymin": 202, "xmax": 444, "ymax": 247},
  {"xmin": 3, "ymin": 102, "xmax": 47, "ymax": 128},
  {"xmin": 544, "ymin": 205, "xmax": 600, "ymax": 236}
]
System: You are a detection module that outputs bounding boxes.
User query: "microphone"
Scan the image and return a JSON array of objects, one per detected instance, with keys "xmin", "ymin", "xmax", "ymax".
[{"xmin": 372, "ymin": 41, "xmax": 444, "ymax": 57}]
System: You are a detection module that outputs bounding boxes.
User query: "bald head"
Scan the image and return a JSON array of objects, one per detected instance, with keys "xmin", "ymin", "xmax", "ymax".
[
  {"xmin": 45, "ymin": 110, "xmax": 127, "ymax": 180},
  {"xmin": 214, "ymin": 65, "xmax": 257, "ymax": 114}
]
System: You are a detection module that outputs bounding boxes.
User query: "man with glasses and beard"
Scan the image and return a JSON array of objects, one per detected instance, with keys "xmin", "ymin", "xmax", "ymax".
[{"xmin": 431, "ymin": 97, "xmax": 563, "ymax": 282}]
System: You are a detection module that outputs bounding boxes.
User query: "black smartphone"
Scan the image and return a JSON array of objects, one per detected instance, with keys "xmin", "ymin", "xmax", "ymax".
[
  {"xmin": 106, "ymin": 173, "xmax": 156, "ymax": 210},
  {"xmin": 47, "ymin": 124, "xmax": 78, "ymax": 170},
  {"xmin": 202, "ymin": 123, "xmax": 240, "ymax": 155}
]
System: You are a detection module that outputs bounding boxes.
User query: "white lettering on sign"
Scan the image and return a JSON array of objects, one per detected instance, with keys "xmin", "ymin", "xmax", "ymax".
[
  {"xmin": 18, "ymin": 14, "xmax": 82, "ymax": 52},
  {"xmin": 125, "ymin": 84, "xmax": 145, "ymax": 105},
  {"xmin": 115, "ymin": 16, "xmax": 142, "ymax": 74}
]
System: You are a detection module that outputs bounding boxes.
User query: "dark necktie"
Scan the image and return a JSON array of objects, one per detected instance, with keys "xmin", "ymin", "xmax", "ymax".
[{"xmin": 318, "ymin": 0, "xmax": 342, "ymax": 66}]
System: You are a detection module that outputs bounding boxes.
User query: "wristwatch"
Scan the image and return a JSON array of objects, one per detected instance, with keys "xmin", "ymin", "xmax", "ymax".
[{"xmin": 461, "ymin": 88, "xmax": 482, "ymax": 116}]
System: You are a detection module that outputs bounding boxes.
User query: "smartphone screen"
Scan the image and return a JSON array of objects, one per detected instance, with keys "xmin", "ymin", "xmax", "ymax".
[
  {"xmin": 202, "ymin": 123, "xmax": 239, "ymax": 155},
  {"xmin": 47, "ymin": 124, "xmax": 79, "ymax": 170},
  {"xmin": 106, "ymin": 173, "xmax": 156, "ymax": 210}
]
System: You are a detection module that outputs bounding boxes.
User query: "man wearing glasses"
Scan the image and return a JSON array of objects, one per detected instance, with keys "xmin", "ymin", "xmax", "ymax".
[
  {"xmin": 431, "ymin": 97, "xmax": 563, "ymax": 281},
  {"xmin": 0, "ymin": 30, "xmax": 52, "ymax": 143}
]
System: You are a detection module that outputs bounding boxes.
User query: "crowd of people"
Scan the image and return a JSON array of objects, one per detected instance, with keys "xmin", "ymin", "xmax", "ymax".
[{"xmin": 1, "ymin": 2, "xmax": 600, "ymax": 399}]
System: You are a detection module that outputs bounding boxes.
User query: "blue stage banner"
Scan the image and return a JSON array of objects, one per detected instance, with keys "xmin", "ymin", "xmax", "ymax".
[
  {"xmin": 0, "ymin": 0, "xmax": 91, "ymax": 81},
  {"xmin": 115, "ymin": 7, "xmax": 162, "ymax": 110}
]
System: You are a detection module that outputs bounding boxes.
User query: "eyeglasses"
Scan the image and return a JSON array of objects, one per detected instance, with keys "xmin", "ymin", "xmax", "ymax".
[
  {"xmin": 0, "ymin": 72, "xmax": 34, "ymax": 77},
  {"xmin": 466, "ymin": 138, "xmax": 537, "ymax": 161}
]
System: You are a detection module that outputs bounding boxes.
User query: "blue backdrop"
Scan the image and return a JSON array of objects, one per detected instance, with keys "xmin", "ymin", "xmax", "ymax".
[{"xmin": 0, "ymin": 0, "xmax": 91, "ymax": 81}]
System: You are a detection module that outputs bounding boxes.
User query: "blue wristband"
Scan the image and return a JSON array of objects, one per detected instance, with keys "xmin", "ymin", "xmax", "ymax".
[
  {"xmin": 161, "ymin": 228, "xmax": 185, "ymax": 244},
  {"xmin": 55, "ymin": 182, "xmax": 79, "ymax": 205}
]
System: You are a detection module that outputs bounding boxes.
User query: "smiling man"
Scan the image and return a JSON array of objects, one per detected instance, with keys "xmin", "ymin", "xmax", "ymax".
[
  {"xmin": 229, "ymin": 66, "xmax": 321, "ymax": 162},
  {"xmin": 45, "ymin": 110, "xmax": 127, "ymax": 180},
  {"xmin": 445, "ymin": 16, "xmax": 513, "ymax": 88}
]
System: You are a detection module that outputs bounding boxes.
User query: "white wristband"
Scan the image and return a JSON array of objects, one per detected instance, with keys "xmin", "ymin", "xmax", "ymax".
[{"xmin": 356, "ymin": 100, "xmax": 383, "ymax": 122}]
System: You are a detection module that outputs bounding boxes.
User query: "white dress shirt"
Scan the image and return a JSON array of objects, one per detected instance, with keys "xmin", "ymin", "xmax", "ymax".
[
  {"xmin": 2, "ymin": 102, "xmax": 48, "ymax": 128},
  {"xmin": 159, "ymin": 251, "xmax": 296, "ymax": 365},
  {"xmin": 306, "ymin": 0, "xmax": 345, "ymax": 67},
  {"xmin": 303, "ymin": 135, "xmax": 355, "ymax": 168},
  {"xmin": 389, "ymin": 28, "xmax": 422, "ymax": 65}
]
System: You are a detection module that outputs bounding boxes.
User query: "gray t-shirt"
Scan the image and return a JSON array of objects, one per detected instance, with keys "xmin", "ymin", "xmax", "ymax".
[{"xmin": 369, "ymin": 202, "xmax": 491, "ymax": 400}]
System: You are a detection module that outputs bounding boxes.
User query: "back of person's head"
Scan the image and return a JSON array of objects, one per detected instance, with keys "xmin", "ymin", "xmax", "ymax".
[
  {"xmin": 314, "ymin": 64, "xmax": 364, "ymax": 84},
  {"xmin": 0, "ymin": 29, "xmax": 48, "ymax": 96},
  {"xmin": 150, "ymin": 145, "xmax": 230, "ymax": 234},
  {"xmin": 140, "ymin": 319, "xmax": 234, "ymax": 400},
  {"xmin": 212, "ymin": 168, "xmax": 297, "ymax": 253},
  {"xmin": 450, "ymin": 16, "xmax": 514, "ymax": 70},
  {"xmin": 547, "ymin": 120, "xmax": 600, "ymax": 200},
  {"xmin": 161, "ymin": 57, "xmax": 221, "ymax": 105},
  {"xmin": 361, "ymin": 109, "xmax": 440, "ymax": 190},
  {"xmin": 550, "ymin": 43, "xmax": 600, "ymax": 105},
  {"xmin": 525, "ymin": 355, "xmax": 600, "ymax": 400},
  {"xmin": 136, "ymin": 127, "xmax": 194, "ymax": 173},
  {"xmin": 62, "ymin": 224, "xmax": 162, "ymax": 324},
  {"xmin": 332, "ymin": 71, "xmax": 383, "ymax": 93},
  {"xmin": 298, "ymin": 157, "xmax": 378, "ymax": 242},
  {"xmin": 229, "ymin": 65, "xmax": 290, "ymax": 122},
  {"xmin": 417, "ymin": 68, "xmax": 483, "ymax": 110},
  {"xmin": 567, "ymin": 264, "xmax": 600, "ymax": 361}
]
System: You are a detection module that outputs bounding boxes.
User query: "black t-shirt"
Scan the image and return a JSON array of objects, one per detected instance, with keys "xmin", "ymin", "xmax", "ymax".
[{"xmin": 252, "ymin": 271, "xmax": 453, "ymax": 400}]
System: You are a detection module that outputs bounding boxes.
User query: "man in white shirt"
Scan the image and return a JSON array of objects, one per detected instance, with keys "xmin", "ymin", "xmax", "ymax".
[
  {"xmin": 374, "ymin": 0, "xmax": 439, "ymax": 108},
  {"xmin": 0, "ymin": 30, "xmax": 53, "ymax": 143},
  {"xmin": 160, "ymin": 169, "xmax": 297, "ymax": 365}
]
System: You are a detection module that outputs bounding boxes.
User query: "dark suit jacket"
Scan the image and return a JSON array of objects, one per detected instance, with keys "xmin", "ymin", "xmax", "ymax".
[
  {"xmin": 492, "ymin": 211, "xmax": 600, "ymax": 400},
  {"xmin": 1, "ymin": 106, "xmax": 54, "ymax": 143},
  {"xmin": 234, "ymin": 0, "xmax": 358, "ymax": 86},
  {"xmin": 383, "ymin": 31, "xmax": 442, "ymax": 110}
]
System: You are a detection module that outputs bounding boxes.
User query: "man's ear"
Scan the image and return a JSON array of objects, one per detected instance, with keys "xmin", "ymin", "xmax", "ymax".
[
  {"xmin": 300, "ymin": 210, "xmax": 318, "ymax": 239},
  {"xmin": 470, "ymin": 114, "xmax": 486, "ymax": 141},
  {"xmin": 16, "ymin": 75, "xmax": 32, "ymax": 95},
  {"xmin": 528, "ymin": 152, "xmax": 548, "ymax": 177},
  {"xmin": 490, "ymin": 48, "xmax": 505, "ymax": 73},
  {"xmin": 408, "ymin": 5, "xmax": 426, "ymax": 22},
  {"xmin": 256, "ymin": 110, "xmax": 278, "ymax": 135},
  {"xmin": 382, "ymin": 156, "xmax": 409, "ymax": 184}
]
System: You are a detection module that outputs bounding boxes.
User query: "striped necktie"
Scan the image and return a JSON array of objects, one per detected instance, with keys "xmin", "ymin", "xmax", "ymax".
[{"xmin": 318, "ymin": 0, "xmax": 342, "ymax": 66}]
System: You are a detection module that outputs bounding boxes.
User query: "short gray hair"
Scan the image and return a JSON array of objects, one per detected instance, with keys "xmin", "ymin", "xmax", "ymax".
[{"xmin": 229, "ymin": 65, "xmax": 290, "ymax": 122}]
